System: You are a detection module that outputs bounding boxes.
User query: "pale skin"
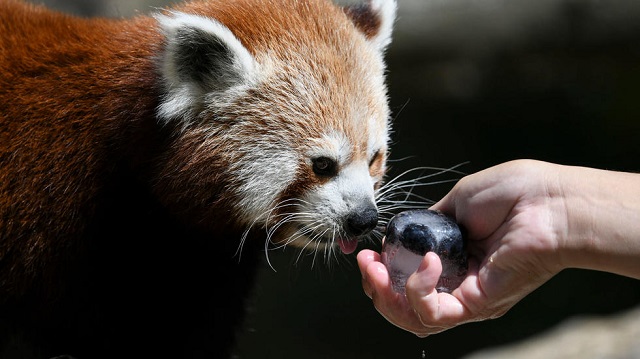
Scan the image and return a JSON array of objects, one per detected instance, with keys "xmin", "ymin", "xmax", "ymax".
[{"xmin": 358, "ymin": 159, "xmax": 640, "ymax": 336}]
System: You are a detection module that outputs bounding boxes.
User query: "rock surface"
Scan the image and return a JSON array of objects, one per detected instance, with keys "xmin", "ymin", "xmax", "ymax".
[{"xmin": 464, "ymin": 305, "xmax": 640, "ymax": 359}]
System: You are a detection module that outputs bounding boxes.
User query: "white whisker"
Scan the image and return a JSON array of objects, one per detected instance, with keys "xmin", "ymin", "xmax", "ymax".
[
  {"xmin": 374, "ymin": 161, "xmax": 469, "ymax": 234},
  {"xmin": 235, "ymin": 161, "xmax": 469, "ymax": 270}
]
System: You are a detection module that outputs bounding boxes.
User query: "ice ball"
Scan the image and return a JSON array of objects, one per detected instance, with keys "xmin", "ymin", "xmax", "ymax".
[{"xmin": 381, "ymin": 209, "xmax": 468, "ymax": 294}]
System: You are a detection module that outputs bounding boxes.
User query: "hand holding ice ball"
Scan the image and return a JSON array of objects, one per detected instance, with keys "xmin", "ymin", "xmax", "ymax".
[
  {"xmin": 358, "ymin": 160, "xmax": 640, "ymax": 338},
  {"xmin": 382, "ymin": 209, "xmax": 467, "ymax": 294}
]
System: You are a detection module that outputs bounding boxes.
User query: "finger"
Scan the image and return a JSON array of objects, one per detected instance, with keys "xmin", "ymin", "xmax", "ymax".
[
  {"xmin": 429, "ymin": 191, "xmax": 454, "ymax": 215},
  {"xmin": 364, "ymin": 261, "xmax": 435, "ymax": 335},
  {"xmin": 407, "ymin": 252, "xmax": 442, "ymax": 298},
  {"xmin": 406, "ymin": 253, "xmax": 471, "ymax": 328},
  {"xmin": 357, "ymin": 249, "xmax": 380, "ymax": 274},
  {"xmin": 357, "ymin": 250, "xmax": 380, "ymax": 298},
  {"xmin": 364, "ymin": 261, "xmax": 394, "ymax": 311}
]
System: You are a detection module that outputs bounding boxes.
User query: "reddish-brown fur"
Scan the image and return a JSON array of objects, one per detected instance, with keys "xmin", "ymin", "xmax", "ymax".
[
  {"xmin": 149, "ymin": 0, "xmax": 390, "ymax": 240},
  {"xmin": 0, "ymin": 0, "xmax": 381, "ymax": 298},
  {"xmin": 0, "ymin": 0, "xmax": 161, "ymax": 296},
  {"xmin": 0, "ymin": 0, "xmax": 391, "ymax": 357}
]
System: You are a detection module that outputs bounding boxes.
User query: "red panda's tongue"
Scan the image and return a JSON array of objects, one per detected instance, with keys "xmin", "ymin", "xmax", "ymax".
[{"xmin": 337, "ymin": 238, "xmax": 358, "ymax": 255}]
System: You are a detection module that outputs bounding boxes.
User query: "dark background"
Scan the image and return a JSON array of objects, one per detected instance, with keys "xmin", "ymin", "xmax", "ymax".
[{"xmin": 30, "ymin": 0, "xmax": 640, "ymax": 358}]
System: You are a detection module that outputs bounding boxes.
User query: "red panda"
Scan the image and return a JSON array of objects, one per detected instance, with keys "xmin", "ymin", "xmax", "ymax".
[{"xmin": 0, "ymin": 0, "xmax": 396, "ymax": 357}]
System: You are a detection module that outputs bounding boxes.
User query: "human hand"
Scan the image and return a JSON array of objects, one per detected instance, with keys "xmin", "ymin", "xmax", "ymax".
[{"xmin": 359, "ymin": 160, "xmax": 567, "ymax": 336}]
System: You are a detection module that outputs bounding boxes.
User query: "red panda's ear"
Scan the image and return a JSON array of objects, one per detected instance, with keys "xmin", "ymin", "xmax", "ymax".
[
  {"xmin": 344, "ymin": 0, "xmax": 397, "ymax": 52},
  {"xmin": 155, "ymin": 12, "xmax": 258, "ymax": 124}
]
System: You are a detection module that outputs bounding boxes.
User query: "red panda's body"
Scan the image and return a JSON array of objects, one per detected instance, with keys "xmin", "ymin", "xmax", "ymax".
[
  {"xmin": 1, "ymin": 1, "xmax": 160, "ymax": 296},
  {"xmin": 0, "ymin": 0, "xmax": 396, "ymax": 357}
]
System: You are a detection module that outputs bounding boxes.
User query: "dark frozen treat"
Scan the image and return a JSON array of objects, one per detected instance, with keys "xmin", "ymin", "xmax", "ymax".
[{"xmin": 381, "ymin": 209, "xmax": 468, "ymax": 294}]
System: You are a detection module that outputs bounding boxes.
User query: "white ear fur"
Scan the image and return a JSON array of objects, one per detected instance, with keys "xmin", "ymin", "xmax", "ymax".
[
  {"xmin": 344, "ymin": 0, "xmax": 397, "ymax": 52},
  {"xmin": 155, "ymin": 12, "xmax": 257, "ymax": 124},
  {"xmin": 369, "ymin": 0, "xmax": 397, "ymax": 51}
]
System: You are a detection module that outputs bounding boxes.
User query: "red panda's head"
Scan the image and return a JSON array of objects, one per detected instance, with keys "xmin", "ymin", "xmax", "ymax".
[{"xmin": 153, "ymin": 0, "xmax": 396, "ymax": 258}]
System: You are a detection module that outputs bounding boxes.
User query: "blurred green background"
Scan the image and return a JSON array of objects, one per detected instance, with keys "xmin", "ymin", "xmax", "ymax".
[{"xmin": 30, "ymin": 0, "xmax": 640, "ymax": 357}]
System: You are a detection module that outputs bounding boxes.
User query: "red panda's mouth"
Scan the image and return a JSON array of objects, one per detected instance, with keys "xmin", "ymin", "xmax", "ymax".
[{"xmin": 337, "ymin": 237, "xmax": 359, "ymax": 255}]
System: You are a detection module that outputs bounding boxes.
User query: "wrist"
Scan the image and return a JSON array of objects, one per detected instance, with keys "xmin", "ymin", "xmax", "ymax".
[{"xmin": 555, "ymin": 164, "xmax": 640, "ymax": 279}]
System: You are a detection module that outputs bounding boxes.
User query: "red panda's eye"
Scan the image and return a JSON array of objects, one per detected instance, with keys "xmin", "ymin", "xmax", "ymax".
[{"xmin": 312, "ymin": 157, "xmax": 338, "ymax": 177}]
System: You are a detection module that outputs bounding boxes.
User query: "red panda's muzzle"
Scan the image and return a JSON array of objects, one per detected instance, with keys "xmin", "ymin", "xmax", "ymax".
[{"xmin": 338, "ymin": 204, "xmax": 378, "ymax": 254}]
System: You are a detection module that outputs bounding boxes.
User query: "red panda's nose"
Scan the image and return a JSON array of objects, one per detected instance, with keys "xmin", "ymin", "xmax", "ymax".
[{"xmin": 346, "ymin": 205, "xmax": 378, "ymax": 237}]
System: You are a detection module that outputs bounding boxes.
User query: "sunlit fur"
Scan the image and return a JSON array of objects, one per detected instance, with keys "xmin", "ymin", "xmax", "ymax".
[
  {"xmin": 153, "ymin": 0, "xmax": 397, "ymax": 259},
  {"xmin": 0, "ymin": 0, "xmax": 401, "ymax": 355},
  {"xmin": 0, "ymin": 0, "xmax": 398, "ymax": 296}
]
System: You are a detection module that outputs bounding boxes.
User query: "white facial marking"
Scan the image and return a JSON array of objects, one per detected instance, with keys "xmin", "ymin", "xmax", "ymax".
[
  {"xmin": 300, "ymin": 159, "xmax": 376, "ymax": 242},
  {"xmin": 233, "ymin": 147, "xmax": 298, "ymax": 225},
  {"xmin": 307, "ymin": 130, "xmax": 352, "ymax": 164},
  {"xmin": 368, "ymin": 116, "xmax": 388, "ymax": 159},
  {"xmin": 297, "ymin": 130, "xmax": 378, "ymax": 240}
]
